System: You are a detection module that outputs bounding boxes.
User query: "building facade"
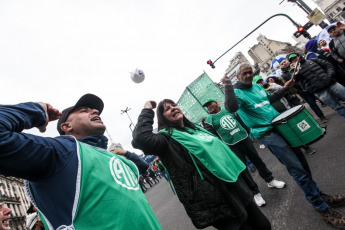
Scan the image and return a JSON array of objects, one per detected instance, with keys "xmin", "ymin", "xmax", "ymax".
[
  {"xmin": 0, "ymin": 175, "xmax": 31, "ymax": 230},
  {"xmin": 312, "ymin": 0, "xmax": 345, "ymax": 23},
  {"xmin": 247, "ymin": 35, "xmax": 303, "ymax": 75}
]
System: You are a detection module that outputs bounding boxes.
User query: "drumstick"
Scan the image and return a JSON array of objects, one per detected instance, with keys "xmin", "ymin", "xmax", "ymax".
[{"xmin": 290, "ymin": 60, "xmax": 300, "ymax": 80}]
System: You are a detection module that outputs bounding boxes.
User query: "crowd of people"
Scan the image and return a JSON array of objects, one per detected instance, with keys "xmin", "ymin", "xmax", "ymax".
[
  {"xmin": 0, "ymin": 21, "xmax": 345, "ymax": 230},
  {"xmin": 138, "ymin": 159, "xmax": 171, "ymax": 193}
]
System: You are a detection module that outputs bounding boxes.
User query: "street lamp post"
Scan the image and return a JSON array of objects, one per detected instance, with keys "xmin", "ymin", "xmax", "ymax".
[
  {"xmin": 121, "ymin": 107, "xmax": 135, "ymax": 131},
  {"xmin": 207, "ymin": 13, "xmax": 302, "ymax": 68}
]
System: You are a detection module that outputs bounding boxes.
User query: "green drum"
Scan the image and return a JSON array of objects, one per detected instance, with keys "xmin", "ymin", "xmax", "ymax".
[{"xmin": 271, "ymin": 105, "xmax": 325, "ymax": 147}]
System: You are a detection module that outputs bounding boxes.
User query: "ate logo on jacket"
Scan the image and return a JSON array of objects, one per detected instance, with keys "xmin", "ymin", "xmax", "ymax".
[
  {"xmin": 109, "ymin": 156, "xmax": 140, "ymax": 190},
  {"xmin": 220, "ymin": 115, "xmax": 236, "ymax": 130}
]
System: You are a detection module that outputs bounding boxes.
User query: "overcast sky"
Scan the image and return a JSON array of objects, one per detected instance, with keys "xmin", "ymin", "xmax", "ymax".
[{"xmin": 0, "ymin": 0, "xmax": 323, "ymax": 153}]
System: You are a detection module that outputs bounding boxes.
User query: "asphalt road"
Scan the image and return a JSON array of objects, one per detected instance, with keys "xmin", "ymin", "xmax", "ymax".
[{"xmin": 145, "ymin": 104, "xmax": 345, "ymax": 230}]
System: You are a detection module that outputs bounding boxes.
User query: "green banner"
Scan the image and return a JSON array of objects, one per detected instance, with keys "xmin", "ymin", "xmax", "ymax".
[{"xmin": 177, "ymin": 72, "xmax": 225, "ymax": 124}]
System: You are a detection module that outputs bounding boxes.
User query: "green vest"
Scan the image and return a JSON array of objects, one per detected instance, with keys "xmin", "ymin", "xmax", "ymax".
[
  {"xmin": 204, "ymin": 106, "xmax": 248, "ymax": 145},
  {"xmin": 160, "ymin": 127, "xmax": 245, "ymax": 182},
  {"xmin": 234, "ymin": 84, "xmax": 279, "ymax": 138},
  {"xmin": 28, "ymin": 140, "xmax": 162, "ymax": 230}
]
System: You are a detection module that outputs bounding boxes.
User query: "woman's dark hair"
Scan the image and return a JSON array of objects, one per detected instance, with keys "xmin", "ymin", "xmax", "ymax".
[{"xmin": 157, "ymin": 99, "xmax": 196, "ymax": 134}]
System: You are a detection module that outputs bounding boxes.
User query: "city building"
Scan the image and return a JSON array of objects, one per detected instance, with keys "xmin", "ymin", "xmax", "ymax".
[
  {"xmin": 247, "ymin": 35, "xmax": 303, "ymax": 75},
  {"xmin": 0, "ymin": 175, "xmax": 31, "ymax": 230},
  {"xmin": 312, "ymin": 0, "xmax": 345, "ymax": 22}
]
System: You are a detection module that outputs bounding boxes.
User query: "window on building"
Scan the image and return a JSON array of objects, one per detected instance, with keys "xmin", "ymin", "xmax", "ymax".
[
  {"xmin": 341, "ymin": 11, "xmax": 345, "ymax": 19},
  {"xmin": 330, "ymin": 12, "xmax": 334, "ymax": 17},
  {"xmin": 337, "ymin": 7, "xmax": 342, "ymax": 12},
  {"xmin": 9, "ymin": 204, "xmax": 16, "ymax": 217}
]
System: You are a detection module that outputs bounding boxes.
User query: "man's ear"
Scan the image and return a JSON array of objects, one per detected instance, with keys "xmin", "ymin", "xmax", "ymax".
[{"xmin": 60, "ymin": 122, "xmax": 72, "ymax": 134}]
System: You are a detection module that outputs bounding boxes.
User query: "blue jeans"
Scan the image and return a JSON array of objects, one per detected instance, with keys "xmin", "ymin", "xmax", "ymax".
[
  {"xmin": 258, "ymin": 131, "xmax": 328, "ymax": 212},
  {"xmin": 314, "ymin": 82, "xmax": 345, "ymax": 118},
  {"xmin": 159, "ymin": 170, "xmax": 170, "ymax": 181},
  {"xmin": 246, "ymin": 156, "xmax": 255, "ymax": 168}
]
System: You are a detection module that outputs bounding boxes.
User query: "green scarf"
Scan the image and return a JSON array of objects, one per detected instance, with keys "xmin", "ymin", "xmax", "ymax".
[{"xmin": 159, "ymin": 126, "xmax": 245, "ymax": 182}]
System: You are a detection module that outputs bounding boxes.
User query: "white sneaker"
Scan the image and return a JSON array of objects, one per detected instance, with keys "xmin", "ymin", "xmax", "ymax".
[
  {"xmin": 254, "ymin": 193, "xmax": 266, "ymax": 207},
  {"xmin": 259, "ymin": 144, "xmax": 265, "ymax": 149},
  {"xmin": 267, "ymin": 179, "xmax": 286, "ymax": 188}
]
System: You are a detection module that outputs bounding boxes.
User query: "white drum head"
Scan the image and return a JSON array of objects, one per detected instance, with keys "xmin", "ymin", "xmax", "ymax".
[{"xmin": 271, "ymin": 105, "xmax": 303, "ymax": 123}]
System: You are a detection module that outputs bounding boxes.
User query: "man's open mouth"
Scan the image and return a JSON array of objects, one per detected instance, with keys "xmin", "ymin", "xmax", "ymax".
[
  {"xmin": 91, "ymin": 116, "xmax": 101, "ymax": 121},
  {"xmin": 2, "ymin": 218, "xmax": 10, "ymax": 225}
]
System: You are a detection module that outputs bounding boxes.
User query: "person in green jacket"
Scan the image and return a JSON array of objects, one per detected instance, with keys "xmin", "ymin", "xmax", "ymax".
[
  {"xmin": 223, "ymin": 63, "xmax": 345, "ymax": 229},
  {"xmin": 202, "ymin": 98, "xmax": 285, "ymax": 207},
  {"xmin": 132, "ymin": 99, "xmax": 271, "ymax": 229}
]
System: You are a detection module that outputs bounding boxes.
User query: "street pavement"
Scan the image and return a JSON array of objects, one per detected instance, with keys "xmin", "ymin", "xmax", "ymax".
[{"xmin": 144, "ymin": 103, "xmax": 345, "ymax": 230}]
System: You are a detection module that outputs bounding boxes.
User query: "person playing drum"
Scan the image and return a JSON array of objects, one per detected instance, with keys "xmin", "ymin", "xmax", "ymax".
[{"xmin": 223, "ymin": 63, "xmax": 345, "ymax": 229}]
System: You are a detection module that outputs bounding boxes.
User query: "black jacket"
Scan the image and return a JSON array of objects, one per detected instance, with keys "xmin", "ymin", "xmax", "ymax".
[
  {"xmin": 132, "ymin": 109, "xmax": 253, "ymax": 229},
  {"xmin": 316, "ymin": 49, "xmax": 345, "ymax": 86},
  {"xmin": 295, "ymin": 58, "xmax": 336, "ymax": 93},
  {"xmin": 281, "ymin": 67, "xmax": 305, "ymax": 92}
]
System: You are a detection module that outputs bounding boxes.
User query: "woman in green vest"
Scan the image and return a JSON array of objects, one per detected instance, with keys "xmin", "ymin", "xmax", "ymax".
[{"xmin": 132, "ymin": 99, "xmax": 271, "ymax": 230}]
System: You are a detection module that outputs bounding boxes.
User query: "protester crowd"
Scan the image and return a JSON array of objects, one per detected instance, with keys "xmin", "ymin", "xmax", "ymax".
[
  {"xmin": 0, "ymin": 21, "xmax": 345, "ymax": 230},
  {"xmin": 138, "ymin": 159, "xmax": 171, "ymax": 193}
]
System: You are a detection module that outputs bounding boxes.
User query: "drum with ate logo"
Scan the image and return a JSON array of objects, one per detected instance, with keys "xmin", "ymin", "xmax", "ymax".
[{"xmin": 271, "ymin": 105, "xmax": 325, "ymax": 147}]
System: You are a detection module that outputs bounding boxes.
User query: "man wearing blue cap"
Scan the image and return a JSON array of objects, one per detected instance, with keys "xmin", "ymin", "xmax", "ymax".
[
  {"xmin": 0, "ymin": 94, "xmax": 162, "ymax": 230},
  {"xmin": 328, "ymin": 22, "xmax": 345, "ymax": 67}
]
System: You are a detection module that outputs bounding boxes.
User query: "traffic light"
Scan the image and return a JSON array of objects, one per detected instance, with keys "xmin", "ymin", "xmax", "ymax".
[
  {"xmin": 293, "ymin": 24, "xmax": 311, "ymax": 39},
  {"xmin": 207, "ymin": 60, "xmax": 215, "ymax": 69}
]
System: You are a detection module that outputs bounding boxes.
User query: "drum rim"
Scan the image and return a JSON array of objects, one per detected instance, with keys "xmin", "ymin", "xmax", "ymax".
[{"xmin": 271, "ymin": 105, "xmax": 305, "ymax": 124}]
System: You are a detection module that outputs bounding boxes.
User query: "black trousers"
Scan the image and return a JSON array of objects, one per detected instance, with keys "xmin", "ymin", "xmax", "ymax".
[
  {"xmin": 213, "ymin": 201, "xmax": 271, "ymax": 230},
  {"xmin": 299, "ymin": 91, "xmax": 325, "ymax": 119},
  {"xmin": 230, "ymin": 138, "xmax": 274, "ymax": 183}
]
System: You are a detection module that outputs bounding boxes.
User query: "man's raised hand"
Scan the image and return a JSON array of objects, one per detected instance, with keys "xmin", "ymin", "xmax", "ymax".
[{"xmin": 37, "ymin": 103, "xmax": 62, "ymax": 133}]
